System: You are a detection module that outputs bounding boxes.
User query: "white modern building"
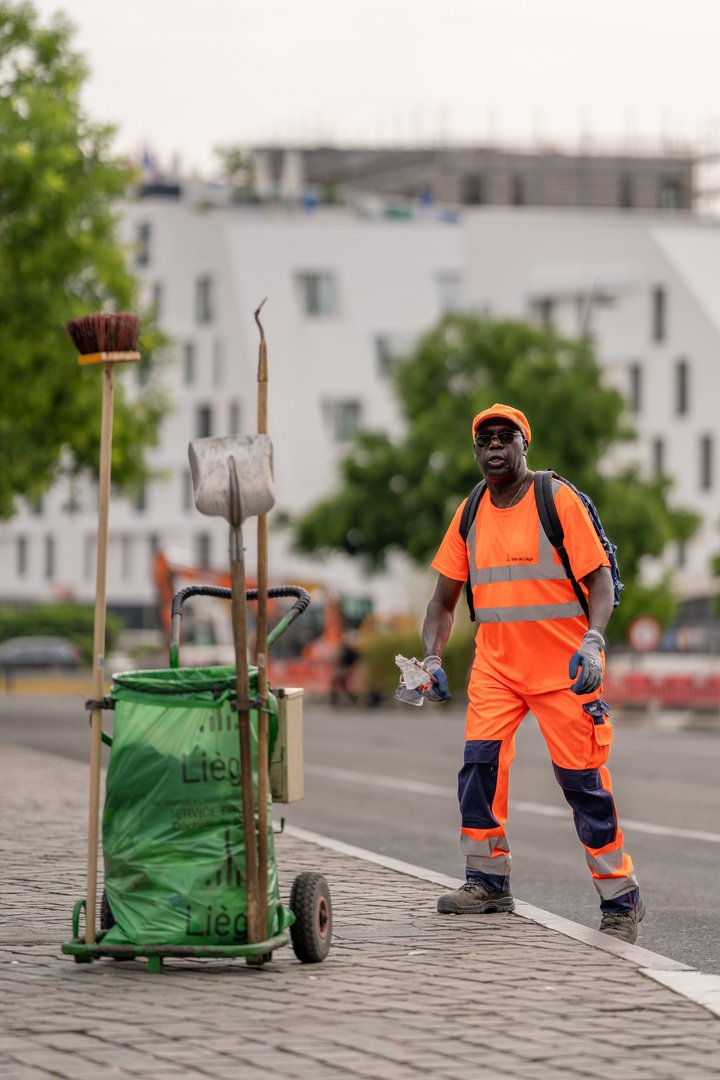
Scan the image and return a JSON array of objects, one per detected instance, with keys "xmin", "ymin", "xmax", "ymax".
[
  {"xmin": 462, "ymin": 208, "xmax": 720, "ymax": 604},
  {"xmin": 0, "ymin": 197, "xmax": 462, "ymax": 624},
  {"xmin": 2, "ymin": 191, "xmax": 720, "ymax": 626}
]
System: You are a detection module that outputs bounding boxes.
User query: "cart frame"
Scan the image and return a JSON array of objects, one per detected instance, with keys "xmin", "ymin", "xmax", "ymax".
[{"xmin": 61, "ymin": 585, "xmax": 331, "ymax": 971}]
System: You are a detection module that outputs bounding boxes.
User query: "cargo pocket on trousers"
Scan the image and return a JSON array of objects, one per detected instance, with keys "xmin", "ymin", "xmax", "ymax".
[
  {"xmin": 458, "ymin": 740, "xmax": 502, "ymax": 829},
  {"xmin": 583, "ymin": 698, "xmax": 613, "ymax": 747}
]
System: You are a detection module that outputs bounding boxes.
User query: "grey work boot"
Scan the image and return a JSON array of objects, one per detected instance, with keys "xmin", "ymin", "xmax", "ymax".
[
  {"xmin": 437, "ymin": 881, "xmax": 515, "ymax": 915},
  {"xmin": 599, "ymin": 897, "xmax": 646, "ymax": 944}
]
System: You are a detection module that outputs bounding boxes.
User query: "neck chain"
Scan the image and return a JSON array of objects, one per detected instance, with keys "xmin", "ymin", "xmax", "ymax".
[{"xmin": 504, "ymin": 476, "xmax": 527, "ymax": 509}]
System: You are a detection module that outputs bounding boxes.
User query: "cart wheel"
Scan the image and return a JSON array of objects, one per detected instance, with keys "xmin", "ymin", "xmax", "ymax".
[
  {"xmin": 100, "ymin": 890, "xmax": 115, "ymax": 930},
  {"xmin": 289, "ymin": 873, "xmax": 332, "ymax": 963}
]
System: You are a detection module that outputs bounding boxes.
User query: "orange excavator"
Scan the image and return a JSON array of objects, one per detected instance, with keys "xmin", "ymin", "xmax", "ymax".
[{"xmin": 152, "ymin": 548, "xmax": 371, "ymax": 697}]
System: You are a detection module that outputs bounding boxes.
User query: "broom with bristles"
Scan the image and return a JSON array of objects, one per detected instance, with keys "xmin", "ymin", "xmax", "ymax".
[{"xmin": 65, "ymin": 312, "xmax": 140, "ymax": 947}]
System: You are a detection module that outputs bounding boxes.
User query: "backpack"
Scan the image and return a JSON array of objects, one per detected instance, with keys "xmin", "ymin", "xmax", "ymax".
[{"xmin": 457, "ymin": 469, "xmax": 624, "ymax": 623}]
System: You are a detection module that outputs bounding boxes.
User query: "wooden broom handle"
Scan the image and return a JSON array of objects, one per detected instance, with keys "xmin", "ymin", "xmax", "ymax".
[{"xmin": 85, "ymin": 362, "xmax": 114, "ymax": 945}]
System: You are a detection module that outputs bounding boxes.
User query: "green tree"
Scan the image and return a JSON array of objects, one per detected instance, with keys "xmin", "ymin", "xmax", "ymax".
[
  {"xmin": 293, "ymin": 314, "xmax": 698, "ymax": 641},
  {"xmin": 0, "ymin": 1, "xmax": 168, "ymax": 520},
  {"xmin": 215, "ymin": 144, "xmax": 255, "ymax": 202}
]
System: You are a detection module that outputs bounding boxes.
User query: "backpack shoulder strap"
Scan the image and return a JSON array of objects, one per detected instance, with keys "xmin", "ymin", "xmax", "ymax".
[
  {"xmin": 534, "ymin": 469, "xmax": 563, "ymax": 546},
  {"xmin": 533, "ymin": 470, "xmax": 589, "ymax": 620},
  {"xmin": 458, "ymin": 480, "xmax": 487, "ymax": 622},
  {"xmin": 459, "ymin": 480, "xmax": 486, "ymax": 541}
]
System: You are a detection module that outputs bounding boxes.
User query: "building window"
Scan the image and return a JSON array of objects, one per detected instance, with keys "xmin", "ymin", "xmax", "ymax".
[
  {"xmin": 436, "ymin": 271, "xmax": 462, "ymax": 313},
  {"xmin": 183, "ymin": 469, "xmax": 193, "ymax": 511},
  {"xmin": 619, "ymin": 173, "xmax": 633, "ymax": 209},
  {"xmin": 84, "ymin": 536, "xmax": 95, "ymax": 580},
  {"xmin": 136, "ymin": 357, "xmax": 149, "ymax": 388},
  {"xmin": 652, "ymin": 438, "xmax": 664, "ymax": 477},
  {"xmin": 535, "ymin": 298, "xmax": 554, "ymax": 329},
  {"xmin": 229, "ymin": 401, "xmax": 241, "ymax": 435},
  {"xmin": 511, "ymin": 173, "xmax": 525, "ymax": 206},
  {"xmin": 652, "ymin": 287, "xmax": 666, "ymax": 342},
  {"xmin": 184, "ymin": 341, "xmax": 195, "ymax": 384},
  {"xmin": 659, "ymin": 176, "xmax": 683, "ymax": 211},
  {"xmin": 152, "ymin": 281, "xmax": 162, "ymax": 318},
  {"xmin": 135, "ymin": 482, "xmax": 147, "ymax": 513},
  {"xmin": 136, "ymin": 222, "xmax": 151, "ymax": 266},
  {"xmin": 197, "ymin": 533, "xmax": 211, "ymax": 567},
  {"xmin": 700, "ymin": 435, "xmax": 713, "ymax": 490},
  {"xmin": 376, "ymin": 337, "xmax": 396, "ymax": 378},
  {"xmin": 196, "ymin": 404, "xmax": 212, "ymax": 438},
  {"xmin": 45, "ymin": 535, "xmax": 54, "ymax": 579},
  {"xmin": 629, "ymin": 363, "xmax": 642, "ymax": 413},
  {"xmin": 121, "ymin": 536, "xmax": 132, "ymax": 579},
  {"xmin": 29, "ymin": 495, "xmax": 43, "ymax": 516},
  {"xmin": 17, "ymin": 536, "xmax": 27, "ymax": 576},
  {"xmin": 652, "ymin": 437, "xmax": 665, "ymax": 477},
  {"xmin": 323, "ymin": 399, "xmax": 362, "ymax": 442},
  {"xmin": 675, "ymin": 359, "xmax": 689, "ymax": 415},
  {"xmin": 375, "ymin": 334, "xmax": 414, "ymax": 378},
  {"xmin": 462, "ymin": 173, "xmax": 484, "ymax": 205},
  {"xmin": 196, "ymin": 275, "xmax": 214, "ymax": 323},
  {"xmin": 212, "ymin": 338, "xmax": 224, "ymax": 386},
  {"xmin": 295, "ymin": 272, "xmax": 337, "ymax": 316}
]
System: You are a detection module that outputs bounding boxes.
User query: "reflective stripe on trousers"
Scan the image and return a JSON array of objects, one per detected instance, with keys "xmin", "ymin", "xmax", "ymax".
[
  {"xmin": 461, "ymin": 676, "xmax": 639, "ymax": 910},
  {"xmin": 553, "ymin": 762, "xmax": 639, "ymax": 902},
  {"xmin": 461, "ymin": 834, "xmax": 511, "ymax": 892},
  {"xmin": 461, "ymin": 754, "xmax": 637, "ymax": 903}
]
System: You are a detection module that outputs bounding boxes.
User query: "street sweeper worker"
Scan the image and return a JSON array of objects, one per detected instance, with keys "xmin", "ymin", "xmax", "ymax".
[{"xmin": 420, "ymin": 404, "xmax": 644, "ymax": 944}]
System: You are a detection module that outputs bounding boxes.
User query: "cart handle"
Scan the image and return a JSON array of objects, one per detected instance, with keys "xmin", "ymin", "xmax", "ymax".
[{"xmin": 169, "ymin": 585, "xmax": 311, "ymax": 669}]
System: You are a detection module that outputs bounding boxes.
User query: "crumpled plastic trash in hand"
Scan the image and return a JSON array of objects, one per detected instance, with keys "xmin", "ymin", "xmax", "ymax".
[{"xmin": 394, "ymin": 654, "xmax": 435, "ymax": 706}]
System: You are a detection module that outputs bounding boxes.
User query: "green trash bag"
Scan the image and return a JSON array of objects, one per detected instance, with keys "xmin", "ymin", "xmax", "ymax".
[{"xmin": 101, "ymin": 665, "xmax": 287, "ymax": 947}]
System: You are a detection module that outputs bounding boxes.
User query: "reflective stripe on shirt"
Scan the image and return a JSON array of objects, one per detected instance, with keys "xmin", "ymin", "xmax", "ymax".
[
  {"xmin": 474, "ymin": 600, "xmax": 585, "ymax": 623},
  {"xmin": 467, "ymin": 480, "xmax": 585, "ymax": 624}
]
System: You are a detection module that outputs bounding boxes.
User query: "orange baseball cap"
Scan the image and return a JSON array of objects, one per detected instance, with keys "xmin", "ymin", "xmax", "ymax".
[{"xmin": 472, "ymin": 404, "xmax": 531, "ymax": 443}]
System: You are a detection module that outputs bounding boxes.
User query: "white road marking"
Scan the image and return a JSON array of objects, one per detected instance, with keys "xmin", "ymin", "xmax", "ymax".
[
  {"xmin": 305, "ymin": 763, "xmax": 455, "ymax": 799},
  {"xmin": 304, "ymin": 762, "xmax": 720, "ymax": 844},
  {"xmin": 282, "ymin": 824, "xmax": 719, "ymax": 1017}
]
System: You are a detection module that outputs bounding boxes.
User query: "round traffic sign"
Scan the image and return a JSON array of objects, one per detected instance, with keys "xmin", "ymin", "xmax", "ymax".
[{"xmin": 626, "ymin": 615, "xmax": 663, "ymax": 653}]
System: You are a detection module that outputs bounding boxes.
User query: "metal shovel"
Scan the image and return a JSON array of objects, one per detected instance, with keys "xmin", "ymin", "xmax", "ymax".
[{"xmin": 188, "ymin": 433, "xmax": 275, "ymax": 946}]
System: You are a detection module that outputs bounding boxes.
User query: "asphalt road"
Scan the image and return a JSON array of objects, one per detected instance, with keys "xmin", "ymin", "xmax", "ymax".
[{"xmin": 2, "ymin": 692, "xmax": 719, "ymax": 974}]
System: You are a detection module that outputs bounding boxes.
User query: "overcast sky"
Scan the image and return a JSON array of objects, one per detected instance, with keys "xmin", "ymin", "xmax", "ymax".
[{"xmin": 31, "ymin": 0, "xmax": 720, "ymax": 175}]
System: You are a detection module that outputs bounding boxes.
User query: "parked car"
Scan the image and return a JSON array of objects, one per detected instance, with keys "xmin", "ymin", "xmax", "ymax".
[{"xmin": 0, "ymin": 636, "xmax": 83, "ymax": 670}]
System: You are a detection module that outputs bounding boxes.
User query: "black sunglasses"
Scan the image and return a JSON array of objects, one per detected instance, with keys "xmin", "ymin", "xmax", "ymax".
[{"xmin": 474, "ymin": 430, "xmax": 519, "ymax": 448}]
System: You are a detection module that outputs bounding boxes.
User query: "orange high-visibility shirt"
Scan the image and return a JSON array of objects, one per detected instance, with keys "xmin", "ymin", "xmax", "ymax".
[{"xmin": 431, "ymin": 481, "xmax": 610, "ymax": 693}]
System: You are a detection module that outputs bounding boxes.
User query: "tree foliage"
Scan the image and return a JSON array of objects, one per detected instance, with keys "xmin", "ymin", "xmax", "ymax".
[
  {"xmin": 0, "ymin": 1, "xmax": 167, "ymax": 519},
  {"xmin": 293, "ymin": 314, "xmax": 699, "ymax": 640}
]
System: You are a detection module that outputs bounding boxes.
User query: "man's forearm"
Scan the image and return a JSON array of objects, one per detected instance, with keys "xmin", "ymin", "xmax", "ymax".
[
  {"xmin": 422, "ymin": 575, "xmax": 463, "ymax": 659},
  {"xmin": 584, "ymin": 566, "xmax": 614, "ymax": 640},
  {"xmin": 422, "ymin": 600, "xmax": 455, "ymax": 658}
]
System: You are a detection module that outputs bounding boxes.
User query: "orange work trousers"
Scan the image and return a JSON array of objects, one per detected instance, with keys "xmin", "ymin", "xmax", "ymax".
[{"xmin": 460, "ymin": 669, "xmax": 639, "ymax": 911}]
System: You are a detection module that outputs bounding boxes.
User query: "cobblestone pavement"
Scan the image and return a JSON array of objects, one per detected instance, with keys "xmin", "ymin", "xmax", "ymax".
[{"xmin": 2, "ymin": 743, "xmax": 720, "ymax": 1080}]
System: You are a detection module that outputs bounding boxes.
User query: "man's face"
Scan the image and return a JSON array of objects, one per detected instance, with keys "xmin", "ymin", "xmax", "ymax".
[{"xmin": 473, "ymin": 418, "xmax": 528, "ymax": 481}]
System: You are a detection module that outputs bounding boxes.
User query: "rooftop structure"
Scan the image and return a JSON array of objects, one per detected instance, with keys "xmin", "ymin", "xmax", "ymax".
[{"xmin": 249, "ymin": 144, "xmax": 696, "ymax": 214}]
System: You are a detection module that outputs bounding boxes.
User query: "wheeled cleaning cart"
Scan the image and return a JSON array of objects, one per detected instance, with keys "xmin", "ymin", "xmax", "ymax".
[{"xmin": 62, "ymin": 584, "xmax": 332, "ymax": 972}]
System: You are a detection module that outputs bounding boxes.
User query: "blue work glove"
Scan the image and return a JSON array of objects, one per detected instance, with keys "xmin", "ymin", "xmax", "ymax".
[
  {"xmin": 422, "ymin": 655, "xmax": 452, "ymax": 702},
  {"xmin": 569, "ymin": 631, "xmax": 605, "ymax": 695}
]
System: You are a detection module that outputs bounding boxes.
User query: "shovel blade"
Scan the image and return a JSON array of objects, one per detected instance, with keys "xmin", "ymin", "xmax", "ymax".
[{"xmin": 189, "ymin": 434, "xmax": 275, "ymax": 524}]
